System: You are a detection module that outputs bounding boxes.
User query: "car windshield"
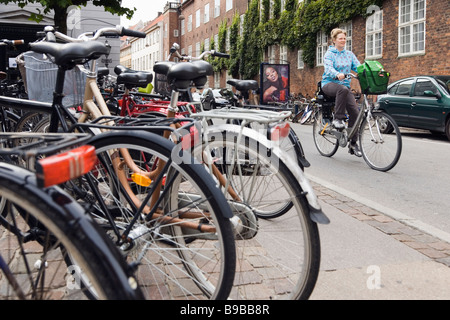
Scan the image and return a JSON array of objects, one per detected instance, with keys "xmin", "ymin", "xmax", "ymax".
[{"xmin": 435, "ymin": 76, "xmax": 450, "ymax": 95}]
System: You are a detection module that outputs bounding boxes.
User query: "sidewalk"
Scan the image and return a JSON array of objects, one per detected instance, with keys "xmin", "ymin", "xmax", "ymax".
[{"xmin": 308, "ymin": 181, "xmax": 450, "ymax": 300}]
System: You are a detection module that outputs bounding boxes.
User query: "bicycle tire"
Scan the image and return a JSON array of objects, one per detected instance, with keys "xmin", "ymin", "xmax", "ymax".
[
  {"xmin": 75, "ymin": 131, "xmax": 236, "ymax": 300},
  {"xmin": 312, "ymin": 108, "xmax": 339, "ymax": 157},
  {"xmin": 0, "ymin": 162, "xmax": 143, "ymax": 300},
  {"xmin": 359, "ymin": 111, "xmax": 402, "ymax": 172},
  {"xmin": 292, "ymin": 110, "xmax": 304, "ymax": 123},
  {"xmin": 199, "ymin": 130, "xmax": 321, "ymax": 299}
]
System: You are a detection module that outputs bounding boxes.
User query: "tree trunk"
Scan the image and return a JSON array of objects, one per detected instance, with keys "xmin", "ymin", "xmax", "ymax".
[{"xmin": 53, "ymin": 6, "xmax": 68, "ymax": 34}]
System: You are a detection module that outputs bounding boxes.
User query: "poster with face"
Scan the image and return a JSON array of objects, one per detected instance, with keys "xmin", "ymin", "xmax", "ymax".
[{"xmin": 260, "ymin": 63, "xmax": 290, "ymax": 105}]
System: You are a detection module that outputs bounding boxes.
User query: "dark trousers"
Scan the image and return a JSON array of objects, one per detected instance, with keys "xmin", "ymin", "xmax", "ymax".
[{"xmin": 322, "ymin": 82, "xmax": 359, "ymax": 143}]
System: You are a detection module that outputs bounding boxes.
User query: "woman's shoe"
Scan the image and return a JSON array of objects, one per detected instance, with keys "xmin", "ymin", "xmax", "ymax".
[{"xmin": 348, "ymin": 142, "xmax": 362, "ymax": 157}]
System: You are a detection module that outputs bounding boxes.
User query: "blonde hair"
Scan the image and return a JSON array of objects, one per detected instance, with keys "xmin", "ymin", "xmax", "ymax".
[{"xmin": 330, "ymin": 28, "xmax": 347, "ymax": 43}]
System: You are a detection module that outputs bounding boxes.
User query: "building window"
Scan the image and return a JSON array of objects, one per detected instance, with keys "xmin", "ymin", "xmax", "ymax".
[
  {"xmin": 214, "ymin": 34, "xmax": 219, "ymax": 50},
  {"xmin": 226, "ymin": 0, "xmax": 233, "ymax": 12},
  {"xmin": 196, "ymin": 9, "xmax": 201, "ymax": 28},
  {"xmin": 204, "ymin": 3, "xmax": 210, "ymax": 23},
  {"xmin": 268, "ymin": 45, "xmax": 276, "ymax": 63},
  {"xmin": 399, "ymin": 0, "xmax": 426, "ymax": 56},
  {"xmin": 195, "ymin": 42, "xmax": 201, "ymax": 56},
  {"xmin": 339, "ymin": 22, "xmax": 353, "ymax": 52},
  {"xmin": 187, "ymin": 14, "xmax": 192, "ymax": 32},
  {"xmin": 316, "ymin": 30, "xmax": 328, "ymax": 66},
  {"xmin": 181, "ymin": 19, "xmax": 185, "ymax": 35},
  {"xmin": 240, "ymin": 14, "xmax": 245, "ymax": 36},
  {"xmin": 366, "ymin": 9, "xmax": 383, "ymax": 58},
  {"xmin": 297, "ymin": 50, "xmax": 304, "ymax": 69},
  {"xmin": 204, "ymin": 38, "xmax": 210, "ymax": 51},
  {"xmin": 280, "ymin": 45, "xmax": 288, "ymax": 63},
  {"xmin": 214, "ymin": 0, "xmax": 220, "ymax": 17},
  {"xmin": 214, "ymin": 72, "xmax": 220, "ymax": 88}
]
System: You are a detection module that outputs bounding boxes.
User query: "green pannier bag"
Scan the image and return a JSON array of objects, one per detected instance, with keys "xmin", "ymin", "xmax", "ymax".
[{"xmin": 357, "ymin": 60, "xmax": 390, "ymax": 94}]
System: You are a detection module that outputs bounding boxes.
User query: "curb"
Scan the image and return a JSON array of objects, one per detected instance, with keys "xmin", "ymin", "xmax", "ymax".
[{"xmin": 309, "ymin": 178, "xmax": 450, "ymax": 268}]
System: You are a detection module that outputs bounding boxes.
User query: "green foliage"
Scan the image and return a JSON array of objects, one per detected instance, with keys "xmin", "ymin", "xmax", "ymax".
[
  {"xmin": 228, "ymin": 13, "xmax": 241, "ymax": 78},
  {"xmin": 239, "ymin": 0, "xmax": 261, "ymax": 79},
  {"xmin": 0, "ymin": 0, "xmax": 135, "ymax": 33},
  {"xmin": 205, "ymin": 0, "xmax": 384, "ymax": 78}
]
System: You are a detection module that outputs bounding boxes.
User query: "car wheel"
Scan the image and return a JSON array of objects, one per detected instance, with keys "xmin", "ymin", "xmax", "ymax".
[
  {"xmin": 377, "ymin": 114, "xmax": 393, "ymax": 134},
  {"xmin": 445, "ymin": 118, "xmax": 450, "ymax": 141}
]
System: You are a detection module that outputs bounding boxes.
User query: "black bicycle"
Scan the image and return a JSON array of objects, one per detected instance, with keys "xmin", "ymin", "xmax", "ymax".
[{"xmin": 0, "ymin": 133, "xmax": 144, "ymax": 299}]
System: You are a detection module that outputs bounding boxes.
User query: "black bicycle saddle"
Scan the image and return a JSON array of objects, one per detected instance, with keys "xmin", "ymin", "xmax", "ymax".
[{"xmin": 29, "ymin": 41, "xmax": 110, "ymax": 70}]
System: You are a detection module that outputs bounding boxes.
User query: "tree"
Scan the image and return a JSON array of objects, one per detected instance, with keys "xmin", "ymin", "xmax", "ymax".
[{"xmin": 0, "ymin": 0, "xmax": 136, "ymax": 34}]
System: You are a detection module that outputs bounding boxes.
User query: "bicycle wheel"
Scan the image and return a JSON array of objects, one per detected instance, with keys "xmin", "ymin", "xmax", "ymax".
[
  {"xmin": 0, "ymin": 162, "xmax": 143, "ymax": 300},
  {"xmin": 359, "ymin": 111, "xmax": 402, "ymax": 172},
  {"xmin": 74, "ymin": 131, "xmax": 236, "ymax": 300},
  {"xmin": 312, "ymin": 108, "xmax": 339, "ymax": 157},
  {"xmin": 292, "ymin": 109, "xmax": 305, "ymax": 123},
  {"xmin": 199, "ymin": 130, "xmax": 321, "ymax": 299}
]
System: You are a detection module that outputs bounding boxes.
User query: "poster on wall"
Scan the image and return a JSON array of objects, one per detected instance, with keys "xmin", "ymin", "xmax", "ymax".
[{"xmin": 260, "ymin": 63, "xmax": 290, "ymax": 105}]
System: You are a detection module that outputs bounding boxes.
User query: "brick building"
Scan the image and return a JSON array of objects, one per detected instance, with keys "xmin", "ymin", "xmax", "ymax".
[{"xmin": 123, "ymin": 0, "xmax": 449, "ymax": 98}]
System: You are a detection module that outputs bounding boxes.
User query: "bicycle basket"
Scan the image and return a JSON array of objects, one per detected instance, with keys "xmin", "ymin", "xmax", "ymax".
[
  {"xmin": 357, "ymin": 60, "xmax": 390, "ymax": 94},
  {"xmin": 154, "ymin": 73, "xmax": 171, "ymax": 98},
  {"xmin": 22, "ymin": 51, "xmax": 87, "ymax": 106}
]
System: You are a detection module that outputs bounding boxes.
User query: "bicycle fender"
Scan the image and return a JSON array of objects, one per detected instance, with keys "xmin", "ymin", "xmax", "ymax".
[{"xmin": 204, "ymin": 124, "xmax": 330, "ymax": 225}]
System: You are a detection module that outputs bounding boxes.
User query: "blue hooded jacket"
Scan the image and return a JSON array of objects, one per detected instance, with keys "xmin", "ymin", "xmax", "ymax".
[{"xmin": 321, "ymin": 45, "xmax": 360, "ymax": 88}]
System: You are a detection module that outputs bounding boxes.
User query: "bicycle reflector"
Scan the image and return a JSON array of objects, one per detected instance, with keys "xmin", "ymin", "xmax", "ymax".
[
  {"xmin": 268, "ymin": 121, "xmax": 290, "ymax": 141},
  {"xmin": 35, "ymin": 145, "xmax": 98, "ymax": 188},
  {"xmin": 131, "ymin": 173, "xmax": 152, "ymax": 187}
]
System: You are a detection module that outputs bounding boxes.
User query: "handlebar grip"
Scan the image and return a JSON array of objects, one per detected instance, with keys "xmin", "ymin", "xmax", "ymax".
[
  {"xmin": 211, "ymin": 51, "xmax": 230, "ymax": 58},
  {"xmin": 101, "ymin": 32, "xmax": 120, "ymax": 38},
  {"xmin": 12, "ymin": 40, "xmax": 24, "ymax": 45},
  {"xmin": 121, "ymin": 27, "xmax": 146, "ymax": 38}
]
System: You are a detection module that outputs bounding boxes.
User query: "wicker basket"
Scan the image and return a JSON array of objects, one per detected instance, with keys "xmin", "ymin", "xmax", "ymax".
[{"xmin": 19, "ymin": 51, "xmax": 86, "ymax": 106}]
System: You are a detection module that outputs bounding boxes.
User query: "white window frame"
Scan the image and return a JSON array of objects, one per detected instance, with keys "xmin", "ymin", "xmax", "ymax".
[
  {"xmin": 187, "ymin": 14, "xmax": 192, "ymax": 32},
  {"xmin": 204, "ymin": 3, "xmax": 210, "ymax": 23},
  {"xmin": 339, "ymin": 22, "xmax": 353, "ymax": 52},
  {"xmin": 226, "ymin": 0, "xmax": 233, "ymax": 12},
  {"xmin": 316, "ymin": 30, "xmax": 328, "ymax": 66},
  {"xmin": 297, "ymin": 50, "xmax": 304, "ymax": 69},
  {"xmin": 280, "ymin": 45, "xmax": 288, "ymax": 63},
  {"xmin": 398, "ymin": 0, "xmax": 426, "ymax": 56},
  {"xmin": 366, "ymin": 10, "xmax": 383, "ymax": 58},
  {"xmin": 214, "ymin": 0, "xmax": 220, "ymax": 18},
  {"xmin": 196, "ymin": 9, "xmax": 201, "ymax": 28},
  {"xmin": 268, "ymin": 45, "xmax": 276, "ymax": 64}
]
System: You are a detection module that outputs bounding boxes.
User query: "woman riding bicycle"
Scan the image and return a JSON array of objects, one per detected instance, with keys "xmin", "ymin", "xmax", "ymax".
[{"xmin": 321, "ymin": 28, "xmax": 362, "ymax": 157}]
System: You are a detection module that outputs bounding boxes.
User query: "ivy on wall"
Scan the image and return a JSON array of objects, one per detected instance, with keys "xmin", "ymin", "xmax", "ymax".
[{"xmin": 211, "ymin": 0, "xmax": 384, "ymax": 79}]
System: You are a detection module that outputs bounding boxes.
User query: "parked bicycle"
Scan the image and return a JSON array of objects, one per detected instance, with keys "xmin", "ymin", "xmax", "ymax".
[
  {"xmin": 154, "ymin": 45, "xmax": 330, "ymax": 299},
  {"xmin": 0, "ymin": 132, "xmax": 144, "ymax": 299},
  {"xmin": 312, "ymin": 65, "xmax": 402, "ymax": 172},
  {"xmin": 0, "ymin": 29, "xmax": 238, "ymax": 300}
]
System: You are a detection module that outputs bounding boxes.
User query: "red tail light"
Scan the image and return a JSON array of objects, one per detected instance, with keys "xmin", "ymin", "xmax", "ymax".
[{"xmin": 36, "ymin": 145, "xmax": 98, "ymax": 188}]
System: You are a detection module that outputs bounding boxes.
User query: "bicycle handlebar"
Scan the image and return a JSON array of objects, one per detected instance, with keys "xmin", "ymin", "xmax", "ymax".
[
  {"xmin": 0, "ymin": 39, "xmax": 24, "ymax": 46},
  {"xmin": 38, "ymin": 25, "xmax": 145, "ymax": 43},
  {"xmin": 166, "ymin": 42, "xmax": 230, "ymax": 61}
]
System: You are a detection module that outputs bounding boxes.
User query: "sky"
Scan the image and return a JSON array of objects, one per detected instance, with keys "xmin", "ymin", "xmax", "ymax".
[{"xmin": 120, "ymin": 0, "xmax": 169, "ymax": 27}]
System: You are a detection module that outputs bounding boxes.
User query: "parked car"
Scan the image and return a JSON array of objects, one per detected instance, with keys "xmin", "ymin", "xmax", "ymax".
[{"xmin": 376, "ymin": 75, "xmax": 450, "ymax": 140}]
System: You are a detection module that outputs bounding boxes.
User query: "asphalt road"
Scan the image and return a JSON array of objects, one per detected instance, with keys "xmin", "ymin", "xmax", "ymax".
[{"xmin": 291, "ymin": 122, "xmax": 450, "ymax": 243}]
